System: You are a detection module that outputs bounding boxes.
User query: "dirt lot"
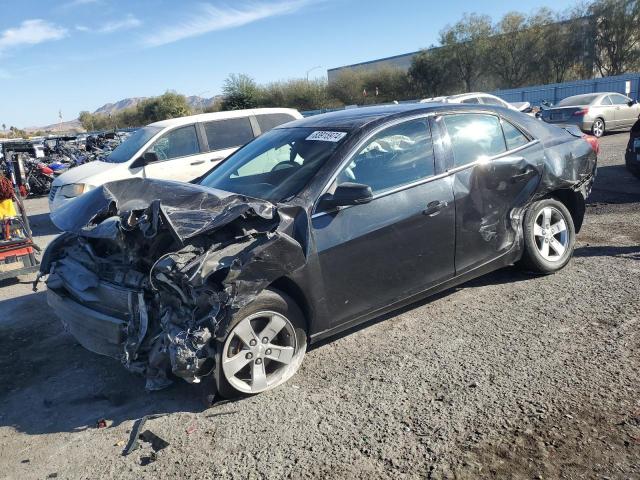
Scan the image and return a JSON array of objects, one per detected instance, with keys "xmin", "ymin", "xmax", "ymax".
[{"xmin": 0, "ymin": 132, "xmax": 638, "ymax": 480}]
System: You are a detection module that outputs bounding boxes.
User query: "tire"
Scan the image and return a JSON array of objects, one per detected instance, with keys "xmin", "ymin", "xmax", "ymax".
[
  {"xmin": 625, "ymin": 151, "xmax": 640, "ymax": 179},
  {"xmin": 591, "ymin": 118, "xmax": 605, "ymax": 138},
  {"xmin": 519, "ymin": 199, "xmax": 576, "ymax": 274},
  {"xmin": 214, "ymin": 288, "xmax": 307, "ymax": 399}
]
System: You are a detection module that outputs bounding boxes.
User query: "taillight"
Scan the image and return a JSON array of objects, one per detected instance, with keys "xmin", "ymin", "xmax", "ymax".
[
  {"xmin": 583, "ymin": 134, "xmax": 599, "ymax": 155},
  {"xmin": 573, "ymin": 108, "xmax": 589, "ymax": 117}
]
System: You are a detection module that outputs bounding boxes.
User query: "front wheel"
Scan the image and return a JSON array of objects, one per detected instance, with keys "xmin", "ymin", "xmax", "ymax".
[
  {"xmin": 214, "ymin": 289, "xmax": 307, "ymax": 398},
  {"xmin": 519, "ymin": 199, "xmax": 576, "ymax": 274},
  {"xmin": 591, "ymin": 118, "xmax": 605, "ymax": 138}
]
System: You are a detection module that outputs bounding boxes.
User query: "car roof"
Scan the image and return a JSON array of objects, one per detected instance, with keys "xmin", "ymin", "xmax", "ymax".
[
  {"xmin": 149, "ymin": 108, "xmax": 301, "ymax": 128},
  {"xmin": 279, "ymin": 103, "xmax": 450, "ymax": 130},
  {"xmin": 560, "ymin": 93, "xmax": 608, "ymax": 104}
]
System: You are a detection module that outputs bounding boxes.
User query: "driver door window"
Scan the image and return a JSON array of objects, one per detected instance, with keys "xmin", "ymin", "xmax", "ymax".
[
  {"xmin": 336, "ymin": 118, "xmax": 435, "ymax": 194},
  {"xmin": 148, "ymin": 125, "xmax": 200, "ymax": 160}
]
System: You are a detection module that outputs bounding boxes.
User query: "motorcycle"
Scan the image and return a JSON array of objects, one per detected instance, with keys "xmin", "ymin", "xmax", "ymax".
[{"xmin": 24, "ymin": 158, "xmax": 54, "ymax": 196}]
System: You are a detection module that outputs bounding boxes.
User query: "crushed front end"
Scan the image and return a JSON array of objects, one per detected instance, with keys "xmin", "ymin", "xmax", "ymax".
[{"xmin": 39, "ymin": 178, "xmax": 306, "ymax": 390}]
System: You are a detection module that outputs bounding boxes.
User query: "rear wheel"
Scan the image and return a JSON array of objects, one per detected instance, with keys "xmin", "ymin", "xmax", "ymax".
[
  {"xmin": 519, "ymin": 199, "xmax": 576, "ymax": 274},
  {"xmin": 591, "ymin": 118, "xmax": 605, "ymax": 138},
  {"xmin": 214, "ymin": 289, "xmax": 307, "ymax": 398}
]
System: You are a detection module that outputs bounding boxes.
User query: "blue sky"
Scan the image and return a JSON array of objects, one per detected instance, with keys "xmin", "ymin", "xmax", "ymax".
[{"xmin": 1, "ymin": 0, "xmax": 578, "ymax": 127}]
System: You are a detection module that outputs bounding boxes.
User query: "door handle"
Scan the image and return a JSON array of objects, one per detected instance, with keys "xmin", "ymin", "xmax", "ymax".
[
  {"xmin": 423, "ymin": 200, "xmax": 447, "ymax": 216},
  {"xmin": 210, "ymin": 158, "xmax": 223, "ymax": 163},
  {"xmin": 190, "ymin": 160, "xmax": 205, "ymax": 166}
]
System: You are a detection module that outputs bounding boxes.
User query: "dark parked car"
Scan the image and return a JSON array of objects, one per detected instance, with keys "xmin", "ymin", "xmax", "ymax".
[
  {"xmin": 626, "ymin": 117, "xmax": 640, "ymax": 178},
  {"xmin": 40, "ymin": 104, "xmax": 597, "ymax": 397}
]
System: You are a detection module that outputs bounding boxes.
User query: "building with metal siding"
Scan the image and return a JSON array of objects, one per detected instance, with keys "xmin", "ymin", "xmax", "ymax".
[{"xmin": 327, "ymin": 51, "xmax": 421, "ymax": 83}]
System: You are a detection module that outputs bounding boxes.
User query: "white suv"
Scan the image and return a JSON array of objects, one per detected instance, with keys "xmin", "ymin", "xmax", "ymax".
[{"xmin": 49, "ymin": 108, "xmax": 302, "ymax": 212}]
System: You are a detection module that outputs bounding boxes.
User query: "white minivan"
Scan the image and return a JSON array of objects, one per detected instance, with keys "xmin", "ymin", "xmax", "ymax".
[{"xmin": 49, "ymin": 108, "xmax": 302, "ymax": 211}]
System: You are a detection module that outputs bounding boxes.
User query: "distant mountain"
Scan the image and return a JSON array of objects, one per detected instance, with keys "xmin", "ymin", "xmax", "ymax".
[
  {"xmin": 25, "ymin": 119, "xmax": 83, "ymax": 134},
  {"xmin": 92, "ymin": 95, "xmax": 220, "ymax": 115},
  {"xmin": 25, "ymin": 93, "xmax": 222, "ymax": 133},
  {"xmin": 93, "ymin": 97, "xmax": 147, "ymax": 115}
]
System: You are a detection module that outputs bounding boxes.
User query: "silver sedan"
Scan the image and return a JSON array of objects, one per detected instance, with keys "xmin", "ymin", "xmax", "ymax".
[{"xmin": 540, "ymin": 92, "xmax": 640, "ymax": 137}]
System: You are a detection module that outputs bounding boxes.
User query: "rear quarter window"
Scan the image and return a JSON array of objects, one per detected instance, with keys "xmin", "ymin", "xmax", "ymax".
[
  {"xmin": 256, "ymin": 113, "xmax": 297, "ymax": 133},
  {"xmin": 204, "ymin": 117, "xmax": 254, "ymax": 151}
]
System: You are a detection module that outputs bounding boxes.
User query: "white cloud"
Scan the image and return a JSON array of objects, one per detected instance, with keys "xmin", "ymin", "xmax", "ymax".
[
  {"xmin": 62, "ymin": 0, "xmax": 101, "ymax": 8},
  {"xmin": 75, "ymin": 25, "xmax": 90, "ymax": 32},
  {"xmin": 143, "ymin": 0, "xmax": 318, "ymax": 47},
  {"xmin": 0, "ymin": 19, "xmax": 68, "ymax": 52},
  {"xmin": 98, "ymin": 14, "xmax": 142, "ymax": 33}
]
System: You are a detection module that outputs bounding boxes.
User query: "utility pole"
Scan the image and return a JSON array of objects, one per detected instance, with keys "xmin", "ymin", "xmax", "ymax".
[{"xmin": 305, "ymin": 66, "xmax": 323, "ymax": 82}]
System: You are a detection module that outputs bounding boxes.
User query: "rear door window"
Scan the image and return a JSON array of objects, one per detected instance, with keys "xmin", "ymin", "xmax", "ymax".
[
  {"xmin": 148, "ymin": 125, "xmax": 200, "ymax": 160},
  {"xmin": 256, "ymin": 113, "xmax": 297, "ymax": 133},
  {"xmin": 204, "ymin": 117, "xmax": 254, "ymax": 151},
  {"xmin": 610, "ymin": 94, "xmax": 630, "ymax": 105},
  {"xmin": 443, "ymin": 114, "xmax": 507, "ymax": 167},
  {"xmin": 601, "ymin": 96, "xmax": 613, "ymax": 105}
]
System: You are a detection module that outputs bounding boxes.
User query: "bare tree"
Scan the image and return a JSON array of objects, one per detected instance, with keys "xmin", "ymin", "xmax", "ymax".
[{"xmin": 589, "ymin": 0, "xmax": 640, "ymax": 76}]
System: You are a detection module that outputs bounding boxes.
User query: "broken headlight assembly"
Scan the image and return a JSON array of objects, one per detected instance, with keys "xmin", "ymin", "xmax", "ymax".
[{"xmin": 59, "ymin": 183, "xmax": 94, "ymax": 198}]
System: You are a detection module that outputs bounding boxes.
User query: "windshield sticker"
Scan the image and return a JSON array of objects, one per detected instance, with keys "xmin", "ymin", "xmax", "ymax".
[{"xmin": 306, "ymin": 131, "xmax": 347, "ymax": 142}]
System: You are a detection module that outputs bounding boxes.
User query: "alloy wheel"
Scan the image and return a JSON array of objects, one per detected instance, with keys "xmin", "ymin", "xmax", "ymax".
[
  {"xmin": 222, "ymin": 311, "xmax": 298, "ymax": 394},
  {"xmin": 592, "ymin": 119, "xmax": 604, "ymax": 137},
  {"xmin": 533, "ymin": 207, "xmax": 569, "ymax": 262}
]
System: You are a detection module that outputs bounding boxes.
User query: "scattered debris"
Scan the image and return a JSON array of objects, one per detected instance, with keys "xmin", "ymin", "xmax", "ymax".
[
  {"xmin": 122, "ymin": 414, "xmax": 167, "ymax": 456},
  {"xmin": 185, "ymin": 422, "xmax": 198, "ymax": 435},
  {"xmin": 96, "ymin": 418, "xmax": 108, "ymax": 429},
  {"xmin": 140, "ymin": 452, "xmax": 157, "ymax": 466},
  {"xmin": 140, "ymin": 430, "xmax": 170, "ymax": 452}
]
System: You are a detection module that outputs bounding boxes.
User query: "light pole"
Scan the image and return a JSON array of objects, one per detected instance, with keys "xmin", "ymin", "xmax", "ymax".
[{"xmin": 305, "ymin": 66, "xmax": 323, "ymax": 82}]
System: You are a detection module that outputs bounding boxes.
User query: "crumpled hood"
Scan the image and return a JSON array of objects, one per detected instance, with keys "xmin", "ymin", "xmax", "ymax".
[{"xmin": 50, "ymin": 177, "xmax": 276, "ymax": 242}]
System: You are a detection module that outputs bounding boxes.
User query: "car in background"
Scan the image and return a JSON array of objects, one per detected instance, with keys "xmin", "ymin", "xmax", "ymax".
[
  {"xmin": 42, "ymin": 103, "xmax": 597, "ymax": 397},
  {"xmin": 420, "ymin": 92, "xmax": 530, "ymax": 112},
  {"xmin": 539, "ymin": 92, "xmax": 640, "ymax": 138},
  {"xmin": 626, "ymin": 117, "xmax": 640, "ymax": 178},
  {"xmin": 48, "ymin": 108, "xmax": 302, "ymax": 212}
]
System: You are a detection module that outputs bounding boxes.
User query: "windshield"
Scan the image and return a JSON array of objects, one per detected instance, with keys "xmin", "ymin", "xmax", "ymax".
[
  {"xmin": 199, "ymin": 127, "xmax": 348, "ymax": 202},
  {"xmin": 557, "ymin": 94, "xmax": 600, "ymax": 107},
  {"xmin": 103, "ymin": 126, "xmax": 162, "ymax": 163}
]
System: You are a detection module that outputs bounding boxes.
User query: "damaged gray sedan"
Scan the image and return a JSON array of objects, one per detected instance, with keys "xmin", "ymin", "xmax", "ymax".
[{"xmin": 40, "ymin": 104, "xmax": 597, "ymax": 397}]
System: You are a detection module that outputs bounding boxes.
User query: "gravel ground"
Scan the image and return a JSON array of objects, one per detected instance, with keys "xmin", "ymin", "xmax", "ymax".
[{"xmin": 0, "ymin": 132, "xmax": 638, "ymax": 480}]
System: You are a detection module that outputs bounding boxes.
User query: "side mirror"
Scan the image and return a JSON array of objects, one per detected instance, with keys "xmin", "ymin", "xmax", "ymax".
[
  {"xmin": 130, "ymin": 151, "xmax": 159, "ymax": 169},
  {"xmin": 628, "ymin": 99, "xmax": 638, "ymax": 107},
  {"xmin": 318, "ymin": 182, "xmax": 373, "ymax": 211}
]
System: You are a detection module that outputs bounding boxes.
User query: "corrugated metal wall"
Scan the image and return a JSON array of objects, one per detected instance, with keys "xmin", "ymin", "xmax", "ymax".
[{"xmin": 492, "ymin": 73, "xmax": 640, "ymax": 105}]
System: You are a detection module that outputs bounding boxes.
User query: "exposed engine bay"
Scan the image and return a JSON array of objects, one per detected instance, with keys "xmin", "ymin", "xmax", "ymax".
[{"xmin": 38, "ymin": 178, "xmax": 306, "ymax": 390}]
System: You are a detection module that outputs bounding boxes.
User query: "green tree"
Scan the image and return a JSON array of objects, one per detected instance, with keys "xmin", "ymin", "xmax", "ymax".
[
  {"xmin": 138, "ymin": 92, "xmax": 191, "ymax": 123},
  {"xmin": 258, "ymin": 78, "xmax": 336, "ymax": 111},
  {"xmin": 538, "ymin": 9, "xmax": 590, "ymax": 83},
  {"xmin": 409, "ymin": 47, "xmax": 461, "ymax": 97},
  {"xmin": 439, "ymin": 13, "xmax": 492, "ymax": 92},
  {"xmin": 488, "ymin": 12, "xmax": 545, "ymax": 88},
  {"xmin": 589, "ymin": 0, "xmax": 640, "ymax": 76},
  {"xmin": 221, "ymin": 73, "xmax": 259, "ymax": 110}
]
